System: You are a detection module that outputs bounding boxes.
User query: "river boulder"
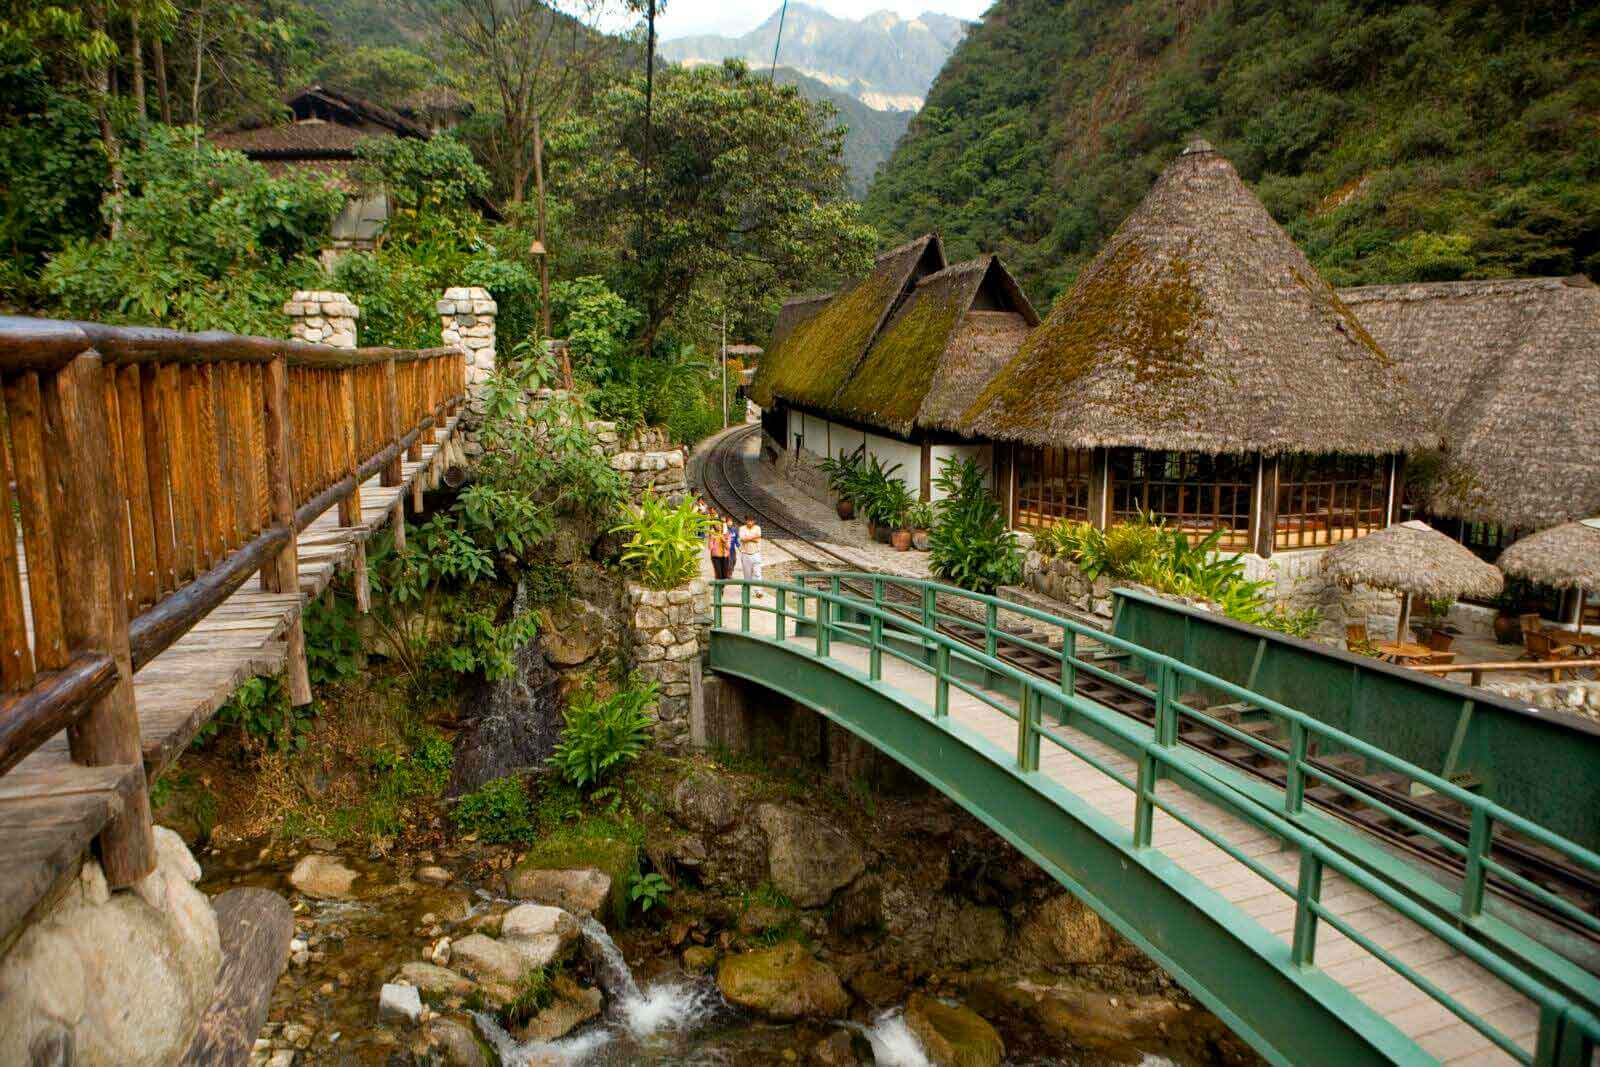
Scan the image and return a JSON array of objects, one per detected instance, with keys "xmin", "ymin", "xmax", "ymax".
[
  {"xmin": 716, "ymin": 941, "xmax": 851, "ymax": 1020},
  {"xmin": 756, "ymin": 804, "xmax": 865, "ymax": 907},
  {"xmin": 503, "ymin": 867, "xmax": 613, "ymax": 918},
  {"xmin": 289, "ymin": 854, "xmax": 359, "ymax": 899},
  {"xmin": 902, "ymin": 993, "xmax": 1005, "ymax": 1067}
]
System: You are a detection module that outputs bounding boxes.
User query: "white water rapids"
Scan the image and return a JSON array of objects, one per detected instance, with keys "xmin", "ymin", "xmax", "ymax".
[{"xmin": 472, "ymin": 918, "xmax": 940, "ymax": 1066}]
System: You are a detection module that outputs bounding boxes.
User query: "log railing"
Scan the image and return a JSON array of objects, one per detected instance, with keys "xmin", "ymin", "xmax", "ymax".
[{"xmin": 0, "ymin": 315, "xmax": 465, "ymax": 886}]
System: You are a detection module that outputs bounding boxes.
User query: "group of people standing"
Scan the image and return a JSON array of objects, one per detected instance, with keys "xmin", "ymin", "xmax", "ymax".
[{"xmin": 698, "ymin": 500, "xmax": 763, "ymax": 588}]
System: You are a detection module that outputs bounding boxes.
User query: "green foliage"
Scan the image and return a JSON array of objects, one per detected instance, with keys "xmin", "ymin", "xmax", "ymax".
[
  {"xmin": 428, "ymin": 607, "xmax": 539, "ymax": 681},
  {"xmin": 1042, "ymin": 513, "xmax": 1322, "ymax": 637},
  {"xmin": 196, "ymin": 675, "xmax": 316, "ymax": 753},
  {"xmin": 614, "ymin": 491, "xmax": 713, "ymax": 590},
  {"xmin": 584, "ymin": 340, "xmax": 724, "ymax": 447},
  {"xmin": 503, "ymin": 965, "xmax": 556, "ymax": 1026},
  {"xmin": 865, "ymin": 0, "xmax": 1600, "ymax": 303},
  {"xmin": 302, "ymin": 592, "xmax": 362, "ymax": 686},
  {"xmin": 906, "ymin": 501, "xmax": 936, "ymax": 531},
  {"xmin": 316, "ymin": 45, "xmax": 445, "ymax": 102},
  {"xmin": 628, "ymin": 871, "xmax": 672, "ymax": 914},
  {"xmin": 928, "ymin": 457, "xmax": 1024, "ymax": 593},
  {"xmin": 40, "ymin": 127, "xmax": 339, "ymax": 333},
  {"xmin": 356, "ymin": 135, "xmax": 489, "ymax": 213},
  {"xmin": 553, "ymin": 276, "xmax": 641, "ymax": 374},
  {"xmin": 451, "ymin": 775, "xmax": 536, "ymax": 844},
  {"xmin": 552, "ymin": 59, "xmax": 878, "ymax": 347},
  {"xmin": 367, "ymin": 727, "xmax": 454, "ymax": 837},
  {"xmin": 548, "ymin": 677, "xmax": 658, "ymax": 791}
]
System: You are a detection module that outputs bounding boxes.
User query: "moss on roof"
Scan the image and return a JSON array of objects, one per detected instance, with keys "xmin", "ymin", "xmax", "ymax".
[{"xmin": 752, "ymin": 236, "xmax": 941, "ymax": 410}]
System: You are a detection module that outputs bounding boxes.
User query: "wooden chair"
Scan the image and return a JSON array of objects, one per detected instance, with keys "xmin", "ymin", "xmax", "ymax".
[
  {"xmin": 1519, "ymin": 613, "xmax": 1544, "ymax": 636},
  {"xmin": 1525, "ymin": 629, "xmax": 1577, "ymax": 681},
  {"xmin": 1346, "ymin": 623, "xmax": 1369, "ymax": 653}
]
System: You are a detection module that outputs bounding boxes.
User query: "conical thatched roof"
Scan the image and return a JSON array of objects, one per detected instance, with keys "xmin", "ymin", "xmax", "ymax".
[
  {"xmin": 1498, "ymin": 520, "xmax": 1600, "ymax": 592},
  {"xmin": 826, "ymin": 255, "xmax": 1038, "ymax": 437},
  {"xmin": 1339, "ymin": 277, "xmax": 1600, "ymax": 531},
  {"xmin": 1321, "ymin": 521, "xmax": 1504, "ymax": 601},
  {"xmin": 959, "ymin": 140, "xmax": 1425, "ymax": 456},
  {"xmin": 750, "ymin": 235, "xmax": 945, "ymax": 410}
]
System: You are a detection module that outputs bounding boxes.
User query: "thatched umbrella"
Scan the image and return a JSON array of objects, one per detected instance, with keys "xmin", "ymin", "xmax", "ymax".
[
  {"xmin": 1321, "ymin": 520, "xmax": 1505, "ymax": 639},
  {"xmin": 1498, "ymin": 519, "xmax": 1600, "ymax": 632}
]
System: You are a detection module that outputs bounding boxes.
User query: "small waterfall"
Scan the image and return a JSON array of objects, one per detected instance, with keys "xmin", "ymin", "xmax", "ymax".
[
  {"xmin": 472, "ymin": 919, "xmax": 721, "ymax": 1065},
  {"xmin": 849, "ymin": 1009, "xmax": 933, "ymax": 1067}
]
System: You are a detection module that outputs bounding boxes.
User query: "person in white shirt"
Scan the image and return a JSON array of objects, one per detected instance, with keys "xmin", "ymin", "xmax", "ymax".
[{"xmin": 737, "ymin": 516, "xmax": 763, "ymax": 591}]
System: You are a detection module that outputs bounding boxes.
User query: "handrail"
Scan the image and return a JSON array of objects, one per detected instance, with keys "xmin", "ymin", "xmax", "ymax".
[
  {"xmin": 715, "ymin": 575, "xmax": 1600, "ymax": 1064},
  {"xmin": 0, "ymin": 315, "xmax": 466, "ymax": 889},
  {"xmin": 790, "ymin": 571, "xmax": 1600, "ymax": 916}
]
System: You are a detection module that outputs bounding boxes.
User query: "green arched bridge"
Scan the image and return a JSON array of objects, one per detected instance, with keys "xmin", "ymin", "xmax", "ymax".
[{"xmin": 707, "ymin": 573, "xmax": 1600, "ymax": 1066}]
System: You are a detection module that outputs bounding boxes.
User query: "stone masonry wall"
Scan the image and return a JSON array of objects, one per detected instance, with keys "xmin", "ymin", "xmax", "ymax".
[
  {"xmin": 437, "ymin": 286, "xmax": 497, "ymax": 391},
  {"xmin": 529, "ymin": 389, "xmax": 688, "ymax": 504},
  {"xmin": 1483, "ymin": 679, "xmax": 1600, "ymax": 723},
  {"xmin": 285, "ymin": 290, "xmax": 359, "ymax": 347},
  {"xmin": 629, "ymin": 579, "xmax": 710, "ymax": 750}
]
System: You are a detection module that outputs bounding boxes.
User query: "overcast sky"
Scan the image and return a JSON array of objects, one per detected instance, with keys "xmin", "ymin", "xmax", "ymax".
[{"xmin": 592, "ymin": 1, "xmax": 991, "ymax": 41}]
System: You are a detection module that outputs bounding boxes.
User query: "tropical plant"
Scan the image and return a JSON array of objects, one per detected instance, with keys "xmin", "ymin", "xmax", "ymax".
[
  {"xmin": 817, "ymin": 446, "xmax": 866, "ymax": 500},
  {"xmin": 864, "ymin": 476, "xmax": 915, "ymax": 530},
  {"xmin": 629, "ymin": 871, "xmax": 672, "ymax": 914},
  {"xmin": 548, "ymin": 677, "xmax": 659, "ymax": 791},
  {"xmin": 906, "ymin": 501, "xmax": 935, "ymax": 531},
  {"xmin": 614, "ymin": 491, "xmax": 714, "ymax": 590},
  {"xmin": 451, "ymin": 775, "xmax": 536, "ymax": 844},
  {"xmin": 928, "ymin": 456, "xmax": 1024, "ymax": 593}
]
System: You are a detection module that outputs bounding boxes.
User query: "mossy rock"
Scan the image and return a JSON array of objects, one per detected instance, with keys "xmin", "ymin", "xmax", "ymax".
[
  {"xmin": 716, "ymin": 941, "xmax": 850, "ymax": 1021},
  {"xmin": 511, "ymin": 832, "xmax": 637, "ymax": 926},
  {"xmin": 903, "ymin": 993, "xmax": 1005, "ymax": 1067}
]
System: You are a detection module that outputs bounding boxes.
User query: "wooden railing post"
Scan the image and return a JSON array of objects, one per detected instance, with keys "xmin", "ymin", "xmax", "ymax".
[
  {"xmin": 336, "ymin": 368, "xmax": 370, "ymax": 612},
  {"xmin": 263, "ymin": 356, "xmax": 312, "ymax": 707},
  {"xmin": 382, "ymin": 355, "xmax": 406, "ymax": 551},
  {"xmin": 43, "ymin": 351, "xmax": 156, "ymax": 887}
]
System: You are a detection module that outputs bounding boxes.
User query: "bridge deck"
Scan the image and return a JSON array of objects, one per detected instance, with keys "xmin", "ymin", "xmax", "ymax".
[
  {"xmin": 0, "ymin": 419, "xmax": 457, "ymax": 947},
  {"xmin": 716, "ymin": 598, "xmax": 1538, "ymax": 1064}
]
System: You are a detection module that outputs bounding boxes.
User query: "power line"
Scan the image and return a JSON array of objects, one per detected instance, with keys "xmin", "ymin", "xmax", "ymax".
[{"xmin": 769, "ymin": 0, "xmax": 788, "ymax": 81}]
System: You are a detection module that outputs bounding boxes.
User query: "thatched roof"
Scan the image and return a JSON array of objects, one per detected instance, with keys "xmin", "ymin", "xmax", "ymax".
[
  {"xmin": 1498, "ymin": 520, "xmax": 1600, "ymax": 591},
  {"xmin": 1321, "ymin": 520, "xmax": 1505, "ymax": 600},
  {"xmin": 211, "ymin": 84, "xmax": 429, "ymax": 159},
  {"xmin": 750, "ymin": 235, "xmax": 945, "ymax": 410},
  {"xmin": 958, "ymin": 140, "xmax": 1424, "ymax": 456},
  {"xmin": 826, "ymin": 256, "xmax": 1039, "ymax": 437},
  {"xmin": 1338, "ymin": 277, "xmax": 1600, "ymax": 531}
]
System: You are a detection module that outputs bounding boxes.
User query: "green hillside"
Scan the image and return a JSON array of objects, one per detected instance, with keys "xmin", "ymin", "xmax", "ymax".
[
  {"xmin": 863, "ymin": 0, "xmax": 1600, "ymax": 306},
  {"xmin": 775, "ymin": 68, "xmax": 913, "ymax": 197}
]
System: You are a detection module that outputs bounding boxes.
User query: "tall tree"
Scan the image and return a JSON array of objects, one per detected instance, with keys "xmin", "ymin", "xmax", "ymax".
[
  {"xmin": 425, "ymin": 0, "xmax": 627, "ymax": 205},
  {"xmin": 556, "ymin": 59, "xmax": 878, "ymax": 350}
]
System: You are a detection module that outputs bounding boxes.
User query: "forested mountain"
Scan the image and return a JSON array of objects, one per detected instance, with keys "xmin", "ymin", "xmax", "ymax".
[
  {"xmin": 775, "ymin": 68, "xmax": 914, "ymax": 197},
  {"xmin": 863, "ymin": 0, "xmax": 1600, "ymax": 306},
  {"xmin": 661, "ymin": 4, "xmax": 969, "ymax": 111}
]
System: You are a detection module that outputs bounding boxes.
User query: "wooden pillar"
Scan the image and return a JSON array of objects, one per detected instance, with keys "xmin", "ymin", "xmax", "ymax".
[
  {"xmin": 1387, "ymin": 452, "xmax": 1407, "ymax": 526},
  {"xmin": 1251, "ymin": 453, "xmax": 1280, "ymax": 558},
  {"xmin": 43, "ymin": 352, "xmax": 156, "ymax": 887},
  {"xmin": 920, "ymin": 440, "xmax": 932, "ymax": 503},
  {"xmin": 1087, "ymin": 447, "xmax": 1112, "ymax": 529},
  {"xmin": 261, "ymin": 357, "xmax": 311, "ymax": 706},
  {"xmin": 382, "ymin": 356, "xmax": 406, "ymax": 550}
]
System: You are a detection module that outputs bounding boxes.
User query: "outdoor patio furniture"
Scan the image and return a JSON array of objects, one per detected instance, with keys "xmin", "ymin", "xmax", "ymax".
[
  {"xmin": 1524, "ymin": 629, "xmax": 1578, "ymax": 681},
  {"xmin": 1345, "ymin": 623, "xmax": 1369, "ymax": 653},
  {"xmin": 1373, "ymin": 640, "xmax": 1437, "ymax": 666}
]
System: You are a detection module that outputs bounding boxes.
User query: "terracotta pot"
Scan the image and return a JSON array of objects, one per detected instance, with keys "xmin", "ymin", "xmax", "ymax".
[
  {"xmin": 866, "ymin": 521, "xmax": 878, "ymax": 540},
  {"xmin": 836, "ymin": 498, "xmax": 854, "ymax": 520},
  {"xmin": 875, "ymin": 525, "xmax": 892, "ymax": 544},
  {"xmin": 891, "ymin": 529, "xmax": 913, "ymax": 551},
  {"xmin": 912, "ymin": 530, "xmax": 930, "ymax": 551}
]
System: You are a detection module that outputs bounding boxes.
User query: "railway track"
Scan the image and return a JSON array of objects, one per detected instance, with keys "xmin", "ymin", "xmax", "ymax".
[{"xmin": 694, "ymin": 424, "xmax": 1600, "ymax": 951}]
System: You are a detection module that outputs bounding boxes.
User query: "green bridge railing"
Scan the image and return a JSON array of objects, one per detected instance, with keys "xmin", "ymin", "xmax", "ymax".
[{"xmin": 710, "ymin": 574, "xmax": 1600, "ymax": 1066}]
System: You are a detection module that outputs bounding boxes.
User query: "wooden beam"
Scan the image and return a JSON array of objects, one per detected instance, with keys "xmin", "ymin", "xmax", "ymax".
[{"xmin": 41, "ymin": 351, "xmax": 155, "ymax": 887}]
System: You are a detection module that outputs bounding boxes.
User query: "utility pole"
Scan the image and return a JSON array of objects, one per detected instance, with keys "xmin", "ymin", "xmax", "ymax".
[
  {"xmin": 721, "ymin": 311, "xmax": 728, "ymax": 429},
  {"xmin": 531, "ymin": 112, "xmax": 567, "ymax": 387}
]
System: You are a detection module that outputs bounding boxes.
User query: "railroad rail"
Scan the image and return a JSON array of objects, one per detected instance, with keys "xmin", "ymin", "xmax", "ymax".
[
  {"xmin": 694, "ymin": 423, "xmax": 1600, "ymax": 958},
  {"xmin": 0, "ymin": 315, "xmax": 466, "ymax": 947}
]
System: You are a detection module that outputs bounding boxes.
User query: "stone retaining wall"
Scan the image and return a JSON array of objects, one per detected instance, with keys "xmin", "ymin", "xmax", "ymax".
[
  {"xmin": 285, "ymin": 290, "xmax": 359, "ymax": 348},
  {"xmin": 629, "ymin": 579, "xmax": 710, "ymax": 751},
  {"xmin": 1483, "ymin": 679, "xmax": 1600, "ymax": 723}
]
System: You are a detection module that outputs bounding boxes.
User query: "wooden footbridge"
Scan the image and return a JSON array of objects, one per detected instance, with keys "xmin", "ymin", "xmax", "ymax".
[
  {"xmin": 0, "ymin": 316, "xmax": 465, "ymax": 949},
  {"xmin": 709, "ymin": 574, "xmax": 1600, "ymax": 1065}
]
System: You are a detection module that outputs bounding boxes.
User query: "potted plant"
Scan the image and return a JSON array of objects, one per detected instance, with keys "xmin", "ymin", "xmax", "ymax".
[
  {"xmin": 817, "ymin": 448, "xmax": 864, "ymax": 521},
  {"xmin": 906, "ymin": 501, "xmax": 935, "ymax": 551},
  {"xmin": 866, "ymin": 479, "xmax": 914, "ymax": 547},
  {"xmin": 1414, "ymin": 596, "xmax": 1458, "ymax": 650}
]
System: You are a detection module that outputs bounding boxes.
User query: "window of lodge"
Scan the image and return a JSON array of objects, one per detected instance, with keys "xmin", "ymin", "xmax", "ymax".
[
  {"xmin": 1109, "ymin": 450, "xmax": 1253, "ymax": 548},
  {"xmin": 1014, "ymin": 446, "xmax": 1092, "ymax": 529},
  {"xmin": 1273, "ymin": 454, "xmax": 1389, "ymax": 550}
]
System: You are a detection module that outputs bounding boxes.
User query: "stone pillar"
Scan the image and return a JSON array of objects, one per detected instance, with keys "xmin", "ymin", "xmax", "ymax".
[
  {"xmin": 437, "ymin": 286, "xmax": 497, "ymax": 388},
  {"xmin": 285, "ymin": 290, "xmax": 359, "ymax": 347},
  {"xmin": 629, "ymin": 578, "xmax": 709, "ymax": 752}
]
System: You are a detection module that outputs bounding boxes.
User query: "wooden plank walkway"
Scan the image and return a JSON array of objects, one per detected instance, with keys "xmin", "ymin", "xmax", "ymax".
[
  {"xmin": 0, "ymin": 417, "xmax": 459, "ymax": 949},
  {"xmin": 715, "ymin": 599, "xmax": 1538, "ymax": 1065}
]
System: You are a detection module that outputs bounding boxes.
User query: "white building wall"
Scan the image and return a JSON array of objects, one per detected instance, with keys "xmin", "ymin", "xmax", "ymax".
[{"xmin": 864, "ymin": 431, "xmax": 922, "ymax": 497}]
